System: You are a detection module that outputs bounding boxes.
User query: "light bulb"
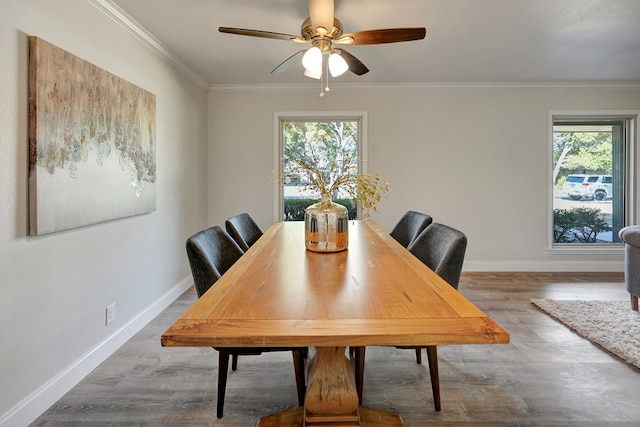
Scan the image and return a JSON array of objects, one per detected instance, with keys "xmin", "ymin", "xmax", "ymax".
[
  {"xmin": 304, "ymin": 68, "xmax": 322, "ymax": 80},
  {"xmin": 328, "ymin": 52, "xmax": 349, "ymax": 77},
  {"xmin": 302, "ymin": 47, "xmax": 322, "ymax": 73}
]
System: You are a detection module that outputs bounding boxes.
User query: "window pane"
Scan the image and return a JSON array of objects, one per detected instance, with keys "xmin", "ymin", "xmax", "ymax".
[
  {"xmin": 281, "ymin": 120, "xmax": 360, "ymax": 221},
  {"xmin": 552, "ymin": 121, "xmax": 625, "ymax": 245}
]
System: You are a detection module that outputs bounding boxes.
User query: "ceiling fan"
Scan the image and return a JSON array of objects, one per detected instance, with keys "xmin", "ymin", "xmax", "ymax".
[{"xmin": 219, "ymin": 0, "xmax": 426, "ymax": 95}]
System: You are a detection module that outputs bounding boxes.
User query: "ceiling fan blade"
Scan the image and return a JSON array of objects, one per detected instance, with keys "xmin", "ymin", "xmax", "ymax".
[
  {"xmin": 308, "ymin": 0, "xmax": 334, "ymax": 33},
  {"xmin": 334, "ymin": 49, "xmax": 369, "ymax": 76},
  {"xmin": 219, "ymin": 27, "xmax": 306, "ymax": 43},
  {"xmin": 272, "ymin": 50, "xmax": 305, "ymax": 74},
  {"xmin": 335, "ymin": 27, "xmax": 426, "ymax": 45}
]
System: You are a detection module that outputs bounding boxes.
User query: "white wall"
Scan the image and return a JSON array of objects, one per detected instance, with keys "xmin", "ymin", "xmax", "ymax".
[
  {"xmin": 208, "ymin": 86, "xmax": 640, "ymax": 271},
  {"xmin": 0, "ymin": 0, "xmax": 208, "ymax": 424}
]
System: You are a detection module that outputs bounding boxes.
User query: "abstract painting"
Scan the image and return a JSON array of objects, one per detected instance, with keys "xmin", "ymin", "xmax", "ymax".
[{"xmin": 28, "ymin": 37, "xmax": 156, "ymax": 235}]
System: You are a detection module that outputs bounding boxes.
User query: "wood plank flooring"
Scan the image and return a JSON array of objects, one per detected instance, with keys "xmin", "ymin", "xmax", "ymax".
[{"xmin": 32, "ymin": 272, "xmax": 640, "ymax": 426}]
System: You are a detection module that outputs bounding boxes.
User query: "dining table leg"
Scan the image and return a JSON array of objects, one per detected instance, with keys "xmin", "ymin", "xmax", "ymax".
[
  {"xmin": 258, "ymin": 346, "xmax": 403, "ymax": 427},
  {"xmin": 304, "ymin": 346, "xmax": 360, "ymax": 425}
]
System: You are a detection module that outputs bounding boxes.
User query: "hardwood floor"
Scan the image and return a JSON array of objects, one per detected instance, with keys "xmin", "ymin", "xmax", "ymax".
[{"xmin": 32, "ymin": 272, "xmax": 640, "ymax": 426}]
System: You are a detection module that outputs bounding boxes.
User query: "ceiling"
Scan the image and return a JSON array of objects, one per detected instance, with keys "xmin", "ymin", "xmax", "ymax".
[{"xmin": 106, "ymin": 0, "xmax": 640, "ymax": 87}]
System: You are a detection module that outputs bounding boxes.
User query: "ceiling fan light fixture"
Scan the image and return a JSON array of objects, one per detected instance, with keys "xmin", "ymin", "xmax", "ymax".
[
  {"xmin": 328, "ymin": 52, "xmax": 348, "ymax": 77},
  {"xmin": 220, "ymin": 0, "xmax": 426, "ymax": 95},
  {"xmin": 302, "ymin": 47, "xmax": 323, "ymax": 73}
]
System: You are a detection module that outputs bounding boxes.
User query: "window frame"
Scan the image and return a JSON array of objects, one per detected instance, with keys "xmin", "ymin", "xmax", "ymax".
[
  {"xmin": 273, "ymin": 111, "xmax": 368, "ymax": 222},
  {"xmin": 547, "ymin": 110, "xmax": 639, "ymax": 254}
]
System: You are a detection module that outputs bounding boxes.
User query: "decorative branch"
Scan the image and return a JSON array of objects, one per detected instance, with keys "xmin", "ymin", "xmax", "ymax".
[{"xmin": 282, "ymin": 150, "xmax": 389, "ymax": 219}]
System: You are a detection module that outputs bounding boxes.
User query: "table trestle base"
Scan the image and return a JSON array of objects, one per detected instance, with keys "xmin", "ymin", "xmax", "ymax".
[{"xmin": 257, "ymin": 406, "xmax": 403, "ymax": 427}]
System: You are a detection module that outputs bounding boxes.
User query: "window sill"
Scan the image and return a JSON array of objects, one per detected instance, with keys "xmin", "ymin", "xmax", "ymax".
[{"xmin": 547, "ymin": 245, "xmax": 624, "ymax": 255}]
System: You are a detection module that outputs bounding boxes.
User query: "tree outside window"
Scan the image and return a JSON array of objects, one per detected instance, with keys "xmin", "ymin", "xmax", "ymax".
[{"xmin": 281, "ymin": 119, "xmax": 360, "ymax": 221}]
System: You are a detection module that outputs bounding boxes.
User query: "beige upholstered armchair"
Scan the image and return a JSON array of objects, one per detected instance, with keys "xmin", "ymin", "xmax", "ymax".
[{"xmin": 619, "ymin": 225, "xmax": 640, "ymax": 311}]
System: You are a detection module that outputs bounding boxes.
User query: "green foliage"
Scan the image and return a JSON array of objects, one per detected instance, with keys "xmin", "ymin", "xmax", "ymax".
[
  {"xmin": 553, "ymin": 131, "xmax": 610, "ymax": 163},
  {"xmin": 562, "ymin": 143, "xmax": 612, "ymax": 171},
  {"xmin": 552, "ymin": 129, "xmax": 612, "ymax": 185},
  {"xmin": 553, "ymin": 207, "xmax": 612, "ymax": 243},
  {"xmin": 553, "ymin": 131, "xmax": 612, "ymax": 171},
  {"xmin": 282, "ymin": 121, "xmax": 359, "ymax": 188},
  {"xmin": 553, "ymin": 209, "xmax": 577, "ymax": 243},
  {"xmin": 284, "ymin": 198, "xmax": 357, "ymax": 221}
]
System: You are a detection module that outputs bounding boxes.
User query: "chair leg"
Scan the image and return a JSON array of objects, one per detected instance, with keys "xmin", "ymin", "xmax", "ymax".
[
  {"xmin": 426, "ymin": 346, "xmax": 441, "ymax": 411},
  {"xmin": 217, "ymin": 351, "xmax": 230, "ymax": 418},
  {"xmin": 292, "ymin": 350, "xmax": 306, "ymax": 406},
  {"xmin": 631, "ymin": 294, "xmax": 639, "ymax": 311},
  {"xmin": 415, "ymin": 347, "xmax": 422, "ymax": 364},
  {"xmin": 231, "ymin": 354, "xmax": 239, "ymax": 371},
  {"xmin": 353, "ymin": 346, "xmax": 365, "ymax": 405}
]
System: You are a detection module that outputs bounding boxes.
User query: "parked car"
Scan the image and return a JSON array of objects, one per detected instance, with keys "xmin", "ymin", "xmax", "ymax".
[{"xmin": 562, "ymin": 174, "xmax": 613, "ymax": 201}]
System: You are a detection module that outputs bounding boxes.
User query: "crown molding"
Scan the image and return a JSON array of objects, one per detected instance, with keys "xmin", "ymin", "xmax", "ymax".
[
  {"xmin": 209, "ymin": 81, "xmax": 640, "ymax": 92},
  {"xmin": 88, "ymin": 0, "xmax": 209, "ymax": 89}
]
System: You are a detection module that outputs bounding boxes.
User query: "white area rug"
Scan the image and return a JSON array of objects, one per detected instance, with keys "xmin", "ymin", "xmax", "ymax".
[{"xmin": 531, "ymin": 299, "xmax": 640, "ymax": 369}]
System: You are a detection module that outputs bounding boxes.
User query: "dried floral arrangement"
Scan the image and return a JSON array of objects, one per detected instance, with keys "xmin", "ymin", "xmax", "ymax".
[{"xmin": 282, "ymin": 122, "xmax": 389, "ymax": 218}]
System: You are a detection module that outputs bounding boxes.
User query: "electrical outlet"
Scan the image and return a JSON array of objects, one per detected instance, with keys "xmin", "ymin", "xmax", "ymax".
[{"xmin": 106, "ymin": 303, "xmax": 116, "ymax": 325}]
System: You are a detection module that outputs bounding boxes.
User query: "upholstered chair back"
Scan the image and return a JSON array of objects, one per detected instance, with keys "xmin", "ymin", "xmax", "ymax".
[
  {"xmin": 407, "ymin": 223, "xmax": 467, "ymax": 289},
  {"xmin": 185, "ymin": 226, "xmax": 244, "ymax": 297},
  {"xmin": 389, "ymin": 210, "xmax": 433, "ymax": 248},
  {"xmin": 225, "ymin": 212, "xmax": 264, "ymax": 252}
]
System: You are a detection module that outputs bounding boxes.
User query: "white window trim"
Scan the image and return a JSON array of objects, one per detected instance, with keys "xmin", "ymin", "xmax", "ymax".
[
  {"xmin": 273, "ymin": 111, "xmax": 368, "ymax": 222},
  {"xmin": 547, "ymin": 109, "xmax": 640, "ymax": 254}
]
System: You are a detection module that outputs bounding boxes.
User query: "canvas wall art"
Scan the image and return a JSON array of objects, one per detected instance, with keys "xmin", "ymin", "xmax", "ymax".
[{"xmin": 28, "ymin": 36, "xmax": 156, "ymax": 235}]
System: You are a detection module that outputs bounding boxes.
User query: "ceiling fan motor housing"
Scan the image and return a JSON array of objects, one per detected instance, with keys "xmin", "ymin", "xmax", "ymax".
[{"xmin": 301, "ymin": 17, "xmax": 344, "ymax": 43}]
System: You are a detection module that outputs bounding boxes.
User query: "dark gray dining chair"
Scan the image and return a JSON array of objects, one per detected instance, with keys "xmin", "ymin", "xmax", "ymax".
[
  {"xmin": 225, "ymin": 212, "xmax": 264, "ymax": 252},
  {"xmin": 355, "ymin": 222, "xmax": 467, "ymax": 412},
  {"xmin": 185, "ymin": 226, "xmax": 306, "ymax": 418},
  {"xmin": 408, "ymin": 223, "xmax": 467, "ymax": 291},
  {"xmin": 389, "ymin": 210, "xmax": 433, "ymax": 248},
  {"xmin": 405, "ymin": 223, "xmax": 467, "ymax": 411}
]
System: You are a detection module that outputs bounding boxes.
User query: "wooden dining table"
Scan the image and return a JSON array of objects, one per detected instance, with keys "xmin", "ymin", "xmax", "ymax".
[{"xmin": 161, "ymin": 220, "xmax": 509, "ymax": 426}]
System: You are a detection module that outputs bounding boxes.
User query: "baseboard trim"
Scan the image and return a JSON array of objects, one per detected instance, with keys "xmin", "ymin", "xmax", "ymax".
[{"xmin": 0, "ymin": 276, "xmax": 192, "ymax": 427}]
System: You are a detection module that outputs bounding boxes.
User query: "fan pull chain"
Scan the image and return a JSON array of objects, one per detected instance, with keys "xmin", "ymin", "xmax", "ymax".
[
  {"xmin": 319, "ymin": 53, "xmax": 330, "ymax": 97},
  {"xmin": 325, "ymin": 56, "xmax": 330, "ymax": 93}
]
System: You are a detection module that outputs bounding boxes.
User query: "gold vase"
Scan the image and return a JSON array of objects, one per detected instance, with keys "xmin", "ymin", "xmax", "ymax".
[{"xmin": 304, "ymin": 196, "xmax": 349, "ymax": 252}]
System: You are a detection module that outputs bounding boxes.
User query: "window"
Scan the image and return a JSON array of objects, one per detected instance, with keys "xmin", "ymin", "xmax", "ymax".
[
  {"xmin": 274, "ymin": 113, "xmax": 366, "ymax": 221},
  {"xmin": 550, "ymin": 112, "xmax": 638, "ymax": 249}
]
